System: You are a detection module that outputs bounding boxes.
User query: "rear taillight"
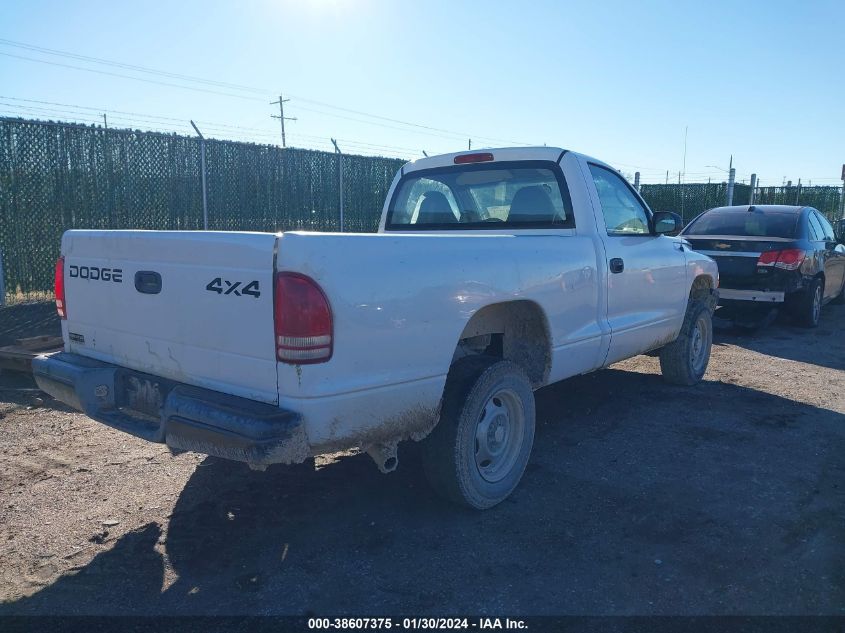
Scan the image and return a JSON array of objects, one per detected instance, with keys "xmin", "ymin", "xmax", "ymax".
[
  {"xmin": 55, "ymin": 257, "xmax": 66, "ymax": 319},
  {"xmin": 274, "ymin": 272, "xmax": 332, "ymax": 364},
  {"xmin": 757, "ymin": 249, "xmax": 806, "ymax": 271}
]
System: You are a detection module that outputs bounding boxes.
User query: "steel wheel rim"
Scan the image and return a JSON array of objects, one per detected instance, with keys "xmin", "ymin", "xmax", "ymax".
[
  {"xmin": 691, "ymin": 313, "xmax": 711, "ymax": 374},
  {"xmin": 812, "ymin": 285, "xmax": 822, "ymax": 323},
  {"xmin": 474, "ymin": 388, "xmax": 525, "ymax": 483}
]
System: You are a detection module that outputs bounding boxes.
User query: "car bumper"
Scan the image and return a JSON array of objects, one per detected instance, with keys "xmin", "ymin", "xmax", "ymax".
[
  {"xmin": 719, "ymin": 288, "xmax": 785, "ymax": 303},
  {"xmin": 32, "ymin": 352, "xmax": 309, "ymax": 467}
]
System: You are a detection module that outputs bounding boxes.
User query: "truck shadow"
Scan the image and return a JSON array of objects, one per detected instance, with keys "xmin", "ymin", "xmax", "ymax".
[
  {"xmin": 4, "ymin": 366, "xmax": 844, "ymax": 615},
  {"xmin": 712, "ymin": 302, "xmax": 845, "ymax": 371},
  {"xmin": 0, "ymin": 371, "xmax": 77, "ymax": 414}
]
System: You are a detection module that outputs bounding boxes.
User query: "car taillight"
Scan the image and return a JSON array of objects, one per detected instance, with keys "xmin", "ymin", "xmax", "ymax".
[
  {"xmin": 757, "ymin": 249, "xmax": 806, "ymax": 270},
  {"xmin": 274, "ymin": 272, "xmax": 332, "ymax": 364},
  {"xmin": 55, "ymin": 257, "xmax": 66, "ymax": 319},
  {"xmin": 757, "ymin": 251, "xmax": 779, "ymax": 267}
]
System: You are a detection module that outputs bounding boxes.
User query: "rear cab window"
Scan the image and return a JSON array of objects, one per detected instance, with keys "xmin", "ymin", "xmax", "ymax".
[
  {"xmin": 385, "ymin": 161, "xmax": 574, "ymax": 230},
  {"xmin": 684, "ymin": 210, "xmax": 799, "ymax": 239}
]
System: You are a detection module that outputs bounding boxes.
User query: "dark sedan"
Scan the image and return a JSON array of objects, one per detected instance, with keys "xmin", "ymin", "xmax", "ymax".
[{"xmin": 681, "ymin": 205, "xmax": 845, "ymax": 328}]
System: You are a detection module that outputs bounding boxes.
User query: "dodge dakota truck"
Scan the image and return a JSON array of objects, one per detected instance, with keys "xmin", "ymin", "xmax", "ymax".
[{"xmin": 34, "ymin": 147, "xmax": 719, "ymax": 509}]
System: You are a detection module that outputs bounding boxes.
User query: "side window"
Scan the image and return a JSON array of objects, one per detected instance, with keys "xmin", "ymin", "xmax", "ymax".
[
  {"xmin": 588, "ymin": 164, "xmax": 650, "ymax": 235},
  {"xmin": 814, "ymin": 212, "xmax": 836, "ymax": 241},
  {"xmin": 807, "ymin": 213, "xmax": 824, "ymax": 242}
]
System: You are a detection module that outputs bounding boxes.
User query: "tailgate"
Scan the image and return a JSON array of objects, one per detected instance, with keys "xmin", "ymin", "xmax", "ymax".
[{"xmin": 61, "ymin": 230, "xmax": 280, "ymax": 404}]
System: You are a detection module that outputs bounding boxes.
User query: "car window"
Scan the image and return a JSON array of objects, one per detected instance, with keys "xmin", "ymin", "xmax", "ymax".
[
  {"xmin": 814, "ymin": 211, "xmax": 836, "ymax": 241},
  {"xmin": 808, "ymin": 213, "xmax": 825, "ymax": 242},
  {"xmin": 588, "ymin": 164, "xmax": 650, "ymax": 235},
  {"xmin": 387, "ymin": 162, "xmax": 574, "ymax": 230},
  {"xmin": 683, "ymin": 211, "xmax": 799, "ymax": 238},
  {"xmin": 399, "ymin": 177, "xmax": 461, "ymax": 224}
]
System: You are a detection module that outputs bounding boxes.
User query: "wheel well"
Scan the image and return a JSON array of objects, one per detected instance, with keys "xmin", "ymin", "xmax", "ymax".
[
  {"xmin": 453, "ymin": 300, "xmax": 551, "ymax": 388},
  {"xmin": 690, "ymin": 275, "xmax": 717, "ymax": 313}
]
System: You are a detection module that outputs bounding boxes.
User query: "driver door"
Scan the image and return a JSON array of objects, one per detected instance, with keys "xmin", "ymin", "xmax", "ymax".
[{"xmin": 587, "ymin": 164, "xmax": 688, "ymax": 365}]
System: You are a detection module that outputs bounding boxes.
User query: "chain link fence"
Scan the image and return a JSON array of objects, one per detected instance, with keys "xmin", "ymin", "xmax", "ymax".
[
  {"xmin": 0, "ymin": 118, "xmax": 402, "ymax": 302},
  {"xmin": 641, "ymin": 182, "xmax": 844, "ymax": 224},
  {"xmin": 1, "ymin": 116, "xmax": 844, "ymax": 303}
]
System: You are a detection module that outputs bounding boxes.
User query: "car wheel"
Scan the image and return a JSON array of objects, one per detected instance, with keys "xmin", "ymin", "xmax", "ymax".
[
  {"xmin": 795, "ymin": 278, "xmax": 823, "ymax": 328},
  {"xmin": 658, "ymin": 301, "xmax": 713, "ymax": 386},
  {"xmin": 421, "ymin": 356, "xmax": 535, "ymax": 510}
]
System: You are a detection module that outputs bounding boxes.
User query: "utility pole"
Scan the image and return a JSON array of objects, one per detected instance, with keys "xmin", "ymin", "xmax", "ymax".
[
  {"xmin": 665, "ymin": 170, "xmax": 669, "ymax": 185},
  {"xmin": 634, "ymin": 171, "xmax": 640, "ymax": 192},
  {"xmin": 102, "ymin": 113, "xmax": 108, "ymax": 129},
  {"xmin": 270, "ymin": 94, "xmax": 297, "ymax": 147},
  {"xmin": 726, "ymin": 155, "xmax": 736, "ymax": 206},
  {"xmin": 190, "ymin": 120, "xmax": 209, "ymax": 230},
  {"xmin": 795, "ymin": 178, "xmax": 801, "ymax": 205},
  {"xmin": 749, "ymin": 174, "xmax": 757, "ymax": 204},
  {"xmin": 331, "ymin": 138, "xmax": 344, "ymax": 232},
  {"xmin": 468, "ymin": 139, "xmax": 472, "ymax": 150}
]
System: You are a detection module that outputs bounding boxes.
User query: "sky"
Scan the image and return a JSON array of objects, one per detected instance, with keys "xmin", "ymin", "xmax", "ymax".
[{"xmin": 1, "ymin": 0, "xmax": 844, "ymax": 185}]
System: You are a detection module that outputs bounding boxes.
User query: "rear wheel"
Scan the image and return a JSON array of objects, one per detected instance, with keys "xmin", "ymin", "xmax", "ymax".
[
  {"xmin": 421, "ymin": 357, "xmax": 535, "ymax": 510},
  {"xmin": 659, "ymin": 301, "xmax": 713, "ymax": 386},
  {"xmin": 794, "ymin": 278, "xmax": 823, "ymax": 328}
]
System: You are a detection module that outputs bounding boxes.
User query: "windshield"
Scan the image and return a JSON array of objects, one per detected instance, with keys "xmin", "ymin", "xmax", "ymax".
[
  {"xmin": 683, "ymin": 210, "xmax": 799, "ymax": 238},
  {"xmin": 385, "ymin": 162, "xmax": 574, "ymax": 230}
]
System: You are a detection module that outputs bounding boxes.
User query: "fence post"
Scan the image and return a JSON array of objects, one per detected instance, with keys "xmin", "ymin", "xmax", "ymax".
[
  {"xmin": 331, "ymin": 138, "xmax": 344, "ymax": 232},
  {"xmin": 749, "ymin": 174, "xmax": 757, "ymax": 204},
  {"xmin": 840, "ymin": 182, "xmax": 845, "ymax": 219},
  {"xmin": 190, "ymin": 121, "xmax": 209, "ymax": 230},
  {"xmin": 0, "ymin": 247, "xmax": 5, "ymax": 307},
  {"xmin": 726, "ymin": 167, "xmax": 736, "ymax": 205}
]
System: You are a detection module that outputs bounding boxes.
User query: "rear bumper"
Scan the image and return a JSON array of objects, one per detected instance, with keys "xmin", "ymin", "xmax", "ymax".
[
  {"xmin": 719, "ymin": 288, "xmax": 785, "ymax": 303},
  {"xmin": 32, "ymin": 352, "xmax": 309, "ymax": 467}
]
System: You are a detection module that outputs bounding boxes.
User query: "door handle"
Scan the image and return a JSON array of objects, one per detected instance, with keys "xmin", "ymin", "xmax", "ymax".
[{"xmin": 609, "ymin": 258, "xmax": 624, "ymax": 274}]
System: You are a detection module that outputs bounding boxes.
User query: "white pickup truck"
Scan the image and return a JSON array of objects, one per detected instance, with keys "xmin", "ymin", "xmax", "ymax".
[{"xmin": 34, "ymin": 147, "xmax": 718, "ymax": 509}]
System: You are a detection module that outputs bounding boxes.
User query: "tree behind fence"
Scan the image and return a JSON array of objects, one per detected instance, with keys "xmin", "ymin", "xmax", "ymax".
[{"xmin": 1, "ymin": 117, "xmax": 843, "ymax": 302}]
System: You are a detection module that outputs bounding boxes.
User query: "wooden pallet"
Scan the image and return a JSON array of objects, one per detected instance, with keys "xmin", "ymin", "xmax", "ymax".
[{"xmin": 0, "ymin": 335, "xmax": 64, "ymax": 373}]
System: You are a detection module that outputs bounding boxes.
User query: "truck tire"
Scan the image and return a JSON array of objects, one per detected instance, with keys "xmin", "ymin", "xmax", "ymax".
[
  {"xmin": 658, "ymin": 301, "xmax": 713, "ymax": 386},
  {"xmin": 794, "ymin": 277, "xmax": 823, "ymax": 328},
  {"xmin": 421, "ymin": 357, "xmax": 535, "ymax": 510}
]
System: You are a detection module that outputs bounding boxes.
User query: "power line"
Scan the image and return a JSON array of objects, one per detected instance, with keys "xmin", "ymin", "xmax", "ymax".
[
  {"xmin": 0, "ymin": 96, "xmax": 428, "ymax": 154},
  {"xmin": 0, "ymin": 103, "xmax": 418, "ymax": 158},
  {"xmin": 0, "ymin": 38, "xmax": 532, "ymax": 146}
]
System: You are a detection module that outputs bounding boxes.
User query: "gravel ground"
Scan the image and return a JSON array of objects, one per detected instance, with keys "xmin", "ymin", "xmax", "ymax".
[{"xmin": 0, "ymin": 304, "xmax": 843, "ymax": 616}]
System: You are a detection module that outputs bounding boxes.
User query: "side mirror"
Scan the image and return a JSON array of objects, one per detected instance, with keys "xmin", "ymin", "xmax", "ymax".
[{"xmin": 652, "ymin": 211, "xmax": 683, "ymax": 236}]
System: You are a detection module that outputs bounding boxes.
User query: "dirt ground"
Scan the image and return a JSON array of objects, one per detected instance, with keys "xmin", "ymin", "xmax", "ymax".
[{"xmin": 0, "ymin": 303, "xmax": 843, "ymax": 616}]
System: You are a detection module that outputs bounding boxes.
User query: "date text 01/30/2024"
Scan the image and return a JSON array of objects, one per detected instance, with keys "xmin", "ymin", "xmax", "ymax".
[{"xmin": 307, "ymin": 617, "xmax": 528, "ymax": 630}]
